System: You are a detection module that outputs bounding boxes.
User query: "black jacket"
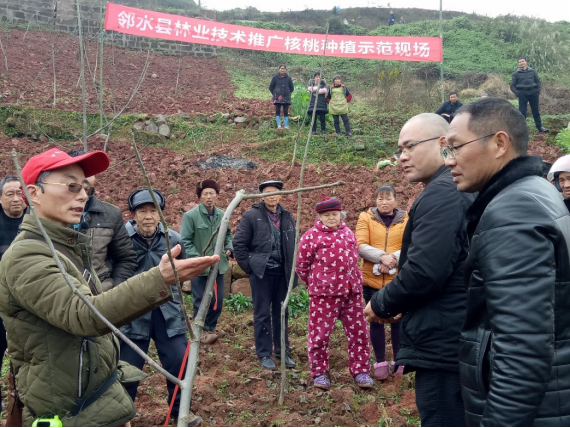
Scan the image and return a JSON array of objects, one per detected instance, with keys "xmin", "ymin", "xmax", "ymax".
[
  {"xmin": 459, "ymin": 156, "xmax": 570, "ymax": 426},
  {"xmin": 510, "ymin": 66, "xmax": 541, "ymax": 97},
  {"xmin": 233, "ymin": 201, "xmax": 298, "ymax": 286},
  {"xmin": 269, "ymin": 73, "xmax": 294, "ymax": 105},
  {"xmin": 370, "ymin": 166, "xmax": 474, "ymax": 371},
  {"xmin": 78, "ymin": 196, "xmax": 137, "ymax": 291},
  {"xmin": 308, "ymin": 79, "xmax": 328, "ymax": 113},
  {"xmin": 435, "ymin": 100, "xmax": 463, "ymax": 118},
  {"xmin": 120, "ymin": 221, "xmax": 187, "ymax": 340}
]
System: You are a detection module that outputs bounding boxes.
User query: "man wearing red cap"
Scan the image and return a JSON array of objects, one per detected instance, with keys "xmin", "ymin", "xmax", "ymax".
[
  {"xmin": 0, "ymin": 148, "xmax": 218, "ymax": 427},
  {"xmin": 181, "ymin": 179, "xmax": 233, "ymax": 345}
]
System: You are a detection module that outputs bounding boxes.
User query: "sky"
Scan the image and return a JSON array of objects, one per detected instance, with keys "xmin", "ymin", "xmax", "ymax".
[{"xmin": 208, "ymin": 0, "xmax": 570, "ymax": 23}]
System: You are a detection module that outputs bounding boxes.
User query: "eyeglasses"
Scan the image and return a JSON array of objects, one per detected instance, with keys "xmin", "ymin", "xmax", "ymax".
[
  {"xmin": 440, "ymin": 133, "xmax": 498, "ymax": 160},
  {"xmin": 393, "ymin": 137, "xmax": 441, "ymax": 159},
  {"xmin": 39, "ymin": 181, "xmax": 91, "ymax": 194}
]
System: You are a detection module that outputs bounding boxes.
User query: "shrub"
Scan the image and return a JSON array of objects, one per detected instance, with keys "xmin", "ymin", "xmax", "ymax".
[
  {"xmin": 555, "ymin": 129, "xmax": 570, "ymax": 153},
  {"xmin": 224, "ymin": 292, "xmax": 253, "ymax": 313}
]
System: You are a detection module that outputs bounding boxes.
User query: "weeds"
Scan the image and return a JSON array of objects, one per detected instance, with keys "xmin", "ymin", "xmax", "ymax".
[
  {"xmin": 224, "ymin": 292, "xmax": 253, "ymax": 313},
  {"xmin": 555, "ymin": 128, "xmax": 570, "ymax": 153},
  {"xmin": 289, "ymin": 287, "xmax": 310, "ymax": 318}
]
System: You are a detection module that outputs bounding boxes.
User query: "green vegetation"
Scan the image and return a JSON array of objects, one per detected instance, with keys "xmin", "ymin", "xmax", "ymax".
[
  {"xmin": 288, "ymin": 288, "xmax": 310, "ymax": 318},
  {"xmin": 224, "ymin": 292, "xmax": 253, "ymax": 313},
  {"xmin": 555, "ymin": 129, "xmax": 570, "ymax": 153}
]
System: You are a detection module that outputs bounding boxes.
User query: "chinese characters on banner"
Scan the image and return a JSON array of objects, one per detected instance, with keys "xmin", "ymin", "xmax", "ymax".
[{"xmin": 104, "ymin": 3, "xmax": 442, "ymax": 62}]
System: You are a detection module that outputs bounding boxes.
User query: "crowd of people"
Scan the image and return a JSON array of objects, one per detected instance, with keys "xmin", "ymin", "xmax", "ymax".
[{"xmin": 0, "ymin": 94, "xmax": 568, "ymax": 426}]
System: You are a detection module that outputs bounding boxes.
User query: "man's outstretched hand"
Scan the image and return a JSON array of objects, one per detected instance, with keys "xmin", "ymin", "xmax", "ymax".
[{"xmin": 159, "ymin": 244, "xmax": 220, "ymax": 284}]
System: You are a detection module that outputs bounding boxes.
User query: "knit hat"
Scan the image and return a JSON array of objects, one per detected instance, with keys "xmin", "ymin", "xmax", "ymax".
[
  {"xmin": 315, "ymin": 196, "xmax": 342, "ymax": 213},
  {"xmin": 196, "ymin": 179, "xmax": 220, "ymax": 197}
]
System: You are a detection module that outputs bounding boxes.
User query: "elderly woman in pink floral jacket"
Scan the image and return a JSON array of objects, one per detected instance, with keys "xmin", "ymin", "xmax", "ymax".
[{"xmin": 296, "ymin": 197, "xmax": 373, "ymax": 390}]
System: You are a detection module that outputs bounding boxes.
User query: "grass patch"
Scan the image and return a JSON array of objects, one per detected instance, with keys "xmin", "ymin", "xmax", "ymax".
[{"xmin": 229, "ymin": 69, "xmax": 272, "ymax": 100}]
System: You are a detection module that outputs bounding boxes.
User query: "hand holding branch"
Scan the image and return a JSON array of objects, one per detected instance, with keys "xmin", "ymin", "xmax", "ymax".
[{"xmin": 159, "ymin": 244, "xmax": 220, "ymax": 284}]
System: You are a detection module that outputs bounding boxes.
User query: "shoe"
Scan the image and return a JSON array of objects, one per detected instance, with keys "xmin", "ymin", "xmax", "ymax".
[
  {"xmin": 275, "ymin": 116, "xmax": 282, "ymax": 128},
  {"xmin": 275, "ymin": 352, "xmax": 296, "ymax": 368},
  {"xmin": 391, "ymin": 361, "xmax": 405, "ymax": 376},
  {"xmin": 312, "ymin": 130, "xmax": 317, "ymax": 135},
  {"xmin": 354, "ymin": 373, "xmax": 374, "ymax": 389},
  {"xmin": 259, "ymin": 356, "xmax": 276, "ymax": 370},
  {"xmin": 200, "ymin": 331, "xmax": 218, "ymax": 345},
  {"xmin": 313, "ymin": 375, "xmax": 331, "ymax": 390},
  {"xmin": 321, "ymin": 130, "xmax": 326, "ymax": 135},
  {"xmin": 284, "ymin": 117, "xmax": 290, "ymax": 129},
  {"xmin": 539, "ymin": 127, "xmax": 549, "ymax": 133},
  {"xmin": 336, "ymin": 132, "xmax": 342, "ymax": 137},
  {"xmin": 374, "ymin": 361, "xmax": 390, "ymax": 380},
  {"xmin": 346, "ymin": 132, "xmax": 353, "ymax": 137},
  {"xmin": 214, "ymin": 329, "xmax": 226, "ymax": 338}
]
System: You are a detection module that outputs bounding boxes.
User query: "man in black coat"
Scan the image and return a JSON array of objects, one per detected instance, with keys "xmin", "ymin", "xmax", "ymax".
[
  {"xmin": 435, "ymin": 92, "xmax": 463, "ymax": 123},
  {"xmin": 364, "ymin": 113, "xmax": 474, "ymax": 426},
  {"xmin": 68, "ymin": 150, "xmax": 137, "ymax": 291},
  {"xmin": 510, "ymin": 56, "xmax": 548, "ymax": 133},
  {"xmin": 233, "ymin": 180, "xmax": 297, "ymax": 371},
  {"xmin": 443, "ymin": 97, "xmax": 570, "ymax": 426}
]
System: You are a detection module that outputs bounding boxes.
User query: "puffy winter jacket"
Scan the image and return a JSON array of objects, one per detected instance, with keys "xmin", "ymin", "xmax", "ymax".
[
  {"xmin": 510, "ymin": 66, "xmax": 541, "ymax": 96},
  {"xmin": 0, "ymin": 215, "xmax": 172, "ymax": 426},
  {"xmin": 120, "ymin": 221, "xmax": 187, "ymax": 340},
  {"xmin": 269, "ymin": 73, "xmax": 294, "ymax": 104},
  {"xmin": 459, "ymin": 156, "xmax": 570, "ymax": 426},
  {"xmin": 308, "ymin": 79, "xmax": 328, "ymax": 113},
  {"xmin": 296, "ymin": 218, "xmax": 362, "ymax": 296},
  {"xmin": 370, "ymin": 166, "xmax": 474, "ymax": 371},
  {"xmin": 356, "ymin": 208, "xmax": 408, "ymax": 289},
  {"xmin": 77, "ymin": 196, "xmax": 137, "ymax": 291},
  {"xmin": 233, "ymin": 201, "xmax": 297, "ymax": 286}
]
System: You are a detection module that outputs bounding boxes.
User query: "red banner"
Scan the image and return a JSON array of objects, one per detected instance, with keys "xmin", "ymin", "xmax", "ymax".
[{"xmin": 104, "ymin": 3, "xmax": 442, "ymax": 62}]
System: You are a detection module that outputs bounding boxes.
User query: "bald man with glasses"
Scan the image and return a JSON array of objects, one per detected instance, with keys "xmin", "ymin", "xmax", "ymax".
[{"xmin": 364, "ymin": 113, "xmax": 474, "ymax": 426}]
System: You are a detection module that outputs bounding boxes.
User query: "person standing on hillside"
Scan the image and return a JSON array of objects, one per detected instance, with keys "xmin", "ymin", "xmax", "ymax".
[
  {"xmin": 181, "ymin": 179, "xmax": 233, "ymax": 345},
  {"xmin": 435, "ymin": 92, "xmax": 463, "ymax": 123},
  {"xmin": 308, "ymin": 72, "xmax": 329, "ymax": 135},
  {"xmin": 364, "ymin": 113, "xmax": 474, "ymax": 427},
  {"xmin": 388, "ymin": 10, "xmax": 395, "ymax": 26},
  {"xmin": 0, "ymin": 175, "xmax": 26, "ymax": 415},
  {"xmin": 0, "ymin": 149, "xmax": 217, "ymax": 426},
  {"xmin": 233, "ymin": 180, "xmax": 297, "ymax": 371},
  {"xmin": 510, "ymin": 56, "xmax": 549, "ymax": 133},
  {"xmin": 443, "ymin": 97, "xmax": 569, "ymax": 426},
  {"xmin": 326, "ymin": 75, "xmax": 353, "ymax": 137},
  {"xmin": 68, "ymin": 150, "xmax": 137, "ymax": 292},
  {"xmin": 269, "ymin": 64, "xmax": 294, "ymax": 130}
]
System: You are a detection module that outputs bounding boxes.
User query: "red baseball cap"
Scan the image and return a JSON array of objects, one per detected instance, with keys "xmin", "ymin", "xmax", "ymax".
[{"xmin": 22, "ymin": 148, "xmax": 110, "ymax": 185}]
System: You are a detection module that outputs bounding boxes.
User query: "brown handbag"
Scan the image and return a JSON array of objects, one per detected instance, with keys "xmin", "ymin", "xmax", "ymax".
[{"xmin": 5, "ymin": 361, "xmax": 23, "ymax": 427}]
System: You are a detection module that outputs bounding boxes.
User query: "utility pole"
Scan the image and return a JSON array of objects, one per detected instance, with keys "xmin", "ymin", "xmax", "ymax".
[{"xmin": 439, "ymin": 0, "xmax": 444, "ymax": 103}]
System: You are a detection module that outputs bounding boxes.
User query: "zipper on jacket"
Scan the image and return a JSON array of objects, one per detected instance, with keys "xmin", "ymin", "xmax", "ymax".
[
  {"xmin": 77, "ymin": 339, "xmax": 88, "ymax": 398},
  {"xmin": 382, "ymin": 226, "xmax": 391, "ymax": 287}
]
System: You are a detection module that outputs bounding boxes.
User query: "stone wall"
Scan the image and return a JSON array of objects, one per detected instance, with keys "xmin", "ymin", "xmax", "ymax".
[{"xmin": 0, "ymin": 0, "xmax": 217, "ymax": 57}]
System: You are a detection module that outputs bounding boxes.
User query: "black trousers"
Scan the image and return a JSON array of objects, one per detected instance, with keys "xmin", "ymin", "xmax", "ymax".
[
  {"xmin": 275, "ymin": 104, "xmax": 290, "ymax": 117},
  {"xmin": 333, "ymin": 114, "xmax": 351, "ymax": 133},
  {"xmin": 311, "ymin": 111, "xmax": 327, "ymax": 132},
  {"xmin": 0, "ymin": 320, "xmax": 6, "ymax": 413},
  {"xmin": 120, "ymin": 309, "xmax": 188, "ymax": 416},
  {"xmin": 191, "ymin": 273, "xmax": 224, "ymax": 332},
  {"xmin": 518, "ymin": 92, "xmax": 543, "ymax": 130},
  {"xmin": 415, "ymin": 368, "xmax": 466, "ymax": 427},
  {"xmin": 249, "ymin": 270, "xmax": 290, "ymax": 358}
]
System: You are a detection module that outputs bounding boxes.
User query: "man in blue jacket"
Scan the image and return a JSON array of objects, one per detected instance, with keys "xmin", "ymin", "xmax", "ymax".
[
  {"xmin": 120, "ymin": 188, "xmax": 199, "ymax": 426},
  {"xmin": 510, "ymin": 56, "xmax": 549, "ymax": 133}
]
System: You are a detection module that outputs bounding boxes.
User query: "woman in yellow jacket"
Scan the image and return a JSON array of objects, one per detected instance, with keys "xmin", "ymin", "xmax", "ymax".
[{"xmin": 356, "ymin": 184, "xmax": 409, "ymax": 380}]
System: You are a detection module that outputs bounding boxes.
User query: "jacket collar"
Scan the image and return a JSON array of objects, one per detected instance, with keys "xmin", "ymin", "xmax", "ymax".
[
  {"xmin": 427, "ymin": 164, "xmax": 449, "ymax": 186},
  {"xmin": 370, "ymin": 207, "xmax": 407, "ymax": 225},
  {"xmin": 20, "ymin": 214, "xmax": 89, "ymax": 248},
  {"xmin": 467, "ymin": 155, "xmax": 543, "ymax": 223},
  {"xmin": 199, "ymin": 203, "xmax": 218, "ymax": 216},
  {"xmin": 85, "ymin": 195, "xmax": 105, "ymax": 213}
]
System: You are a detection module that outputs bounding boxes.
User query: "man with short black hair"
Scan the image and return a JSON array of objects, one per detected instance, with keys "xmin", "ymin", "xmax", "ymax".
[
  {"xmin": 0, "ymin": 148, "xmax": 218, "ymax": 426},
  {"xmin": 511, "ymin": 56, "xmax": 549, "ymax": 133},
  {"xmin": 0, "ymin": 175, "xmax": 25, "ymax": 414},
  {"xmin": 435, "ymin": 92, "xmax": 463, "ymax": 123},
  {"xmin": 443, "ymin": 97, "xmax": 570, "ymax": 425},
  {"xmin": 68, "ymin": 150, "xmax": 136, "ymax": 291}
]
